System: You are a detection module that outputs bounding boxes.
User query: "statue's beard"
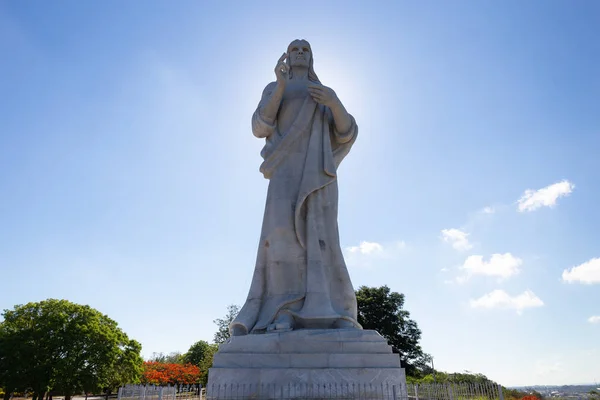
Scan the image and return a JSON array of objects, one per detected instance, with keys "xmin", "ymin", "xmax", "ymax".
[
  {"xmin": 287, "ymin": 57, "xmax": 320, "ymax": 83},
  {"xmin": 291, "ymin": 60, "xmax": 309, "ymax": 68}
]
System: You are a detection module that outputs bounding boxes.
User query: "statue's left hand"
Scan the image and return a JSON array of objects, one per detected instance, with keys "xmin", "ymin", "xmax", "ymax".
[{"xmin": 308, "ymin": 84, "xmax": 338, "ymax": 108}]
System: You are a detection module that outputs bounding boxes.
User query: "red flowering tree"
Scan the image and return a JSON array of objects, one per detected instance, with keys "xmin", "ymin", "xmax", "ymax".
[
  {"xmin": 141, "ymin": 362, "xmax": 201, "ymax": 385},
  {"xmin": 521, "ymin": 396, "xmax": 540, "ymax": 400}
]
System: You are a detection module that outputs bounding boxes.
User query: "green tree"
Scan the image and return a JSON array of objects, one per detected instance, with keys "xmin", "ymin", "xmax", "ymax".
[
  {"xmin": 198, "ymin": 344, "xmax": 219, "ymax": 386},
  {"xmin": 213, "ymin": 305, "xmax": 240, "ymax": 344},
  {"xmin": 355, "ymin": 285, "xmax": 429, "ymax": 377},
  {"xmin": 148, "ymin": 352, "xmax": 184, "ymax": 364},
  {"xmin": 407, "ymin": 370, "xmax": 497, "ymax": 385},
  {"xmin": 0, "ymin": 299, "xmax": 143, "ymax": 400},
  {"xmin": 0, "ymin": 322, "xmax": 39, "ymax": 400},
  {"xmin": 183, "ymin": 340, "xmax": 211, "ymax": 366},
  {"xmin": 104, "ymin": 339, "xmax": 143, "ymax": 393},
  {"xmin": 0, "ymin": 301, "xmax": 61, "ymax": 399}
]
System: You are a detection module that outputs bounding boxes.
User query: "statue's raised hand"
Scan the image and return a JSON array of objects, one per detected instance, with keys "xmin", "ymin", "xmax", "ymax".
[
  {"xmin": 308, "ymin": 84, "xmax": 338, "ymax": 107},
  {"xmin": 275, "ymin": 53, "xmax": 288, "ymax": 85}
]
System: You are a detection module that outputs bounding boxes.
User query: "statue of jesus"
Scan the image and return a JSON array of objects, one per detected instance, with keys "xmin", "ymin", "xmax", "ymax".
[{"xmin": 230, "ymin": 39, "xmax": 361, "ymax": 336}]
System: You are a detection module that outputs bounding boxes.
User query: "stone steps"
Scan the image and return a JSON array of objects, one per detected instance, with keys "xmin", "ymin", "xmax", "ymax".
[
  {"xmin": 217, "ymin": 328, "xmax": 394, "ymax": 354},
  {"xmin": 207, "ymin": 329, "xmax": 407, "ymax": 399},
  {"xmin": 213, "ymin": 352, "xmax": 401, "ymax": 368},
  {"xmin": 218, "ymin": 338, "xmax": 393, "ymax": 354}
]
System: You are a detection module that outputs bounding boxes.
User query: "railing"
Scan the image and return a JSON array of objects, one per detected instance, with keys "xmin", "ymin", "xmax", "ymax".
[
  {"xmin": 407, "ymin": 383, "xmax": 504, "ymax": 400},
  {"xmin": 206, "ymin": 383, "xmax": 403, "ymax": 399},
  {"xmin": 205, "ymin": 382, "xmax": 504, "ymax": 400},
  {"xmin": 118, "ymin": 385, "xmax": 203, "ymax": 400},
  {"xmin": 119, "ymin": 382, "xmax": 504, "ymax": 400}
]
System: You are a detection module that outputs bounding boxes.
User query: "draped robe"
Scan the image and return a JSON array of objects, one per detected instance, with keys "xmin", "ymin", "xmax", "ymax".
[{"xmin": 230, "ymin": 81, "xmax": 361, "ymax": 334}]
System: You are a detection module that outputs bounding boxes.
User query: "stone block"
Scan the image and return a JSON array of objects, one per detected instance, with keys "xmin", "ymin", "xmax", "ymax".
[{"xmin": 207, "ymin": 329, "xmax": 407, "ymax": 399}]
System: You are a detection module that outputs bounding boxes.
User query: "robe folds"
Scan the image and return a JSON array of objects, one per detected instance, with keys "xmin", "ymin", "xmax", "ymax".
[{"xmin": 231, "ymin": 84, "xmax": 361, "ymax": 335}]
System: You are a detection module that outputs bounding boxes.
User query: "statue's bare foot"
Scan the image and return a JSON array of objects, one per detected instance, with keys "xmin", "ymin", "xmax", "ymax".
[
  {"xmin": 267, "ymin": 312, "xmax": 294, "ymax": 332},
  {"xmin": 333, "ymin": 319, "xmax": 359, "ymax": 329},
  {"xmin": 230, "ymin": 324, "xmax": 247, "ymax": 336}
]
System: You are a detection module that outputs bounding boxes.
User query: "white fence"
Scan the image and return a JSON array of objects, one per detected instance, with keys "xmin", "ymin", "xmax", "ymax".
[
  {"xmin": 407, "ymin": 382, "xmax": 504, "ymax": 400},
  {"xmin": 204, "ymin": 382, "xmax": 505, "ymax": 400},
  {"xmin": 118, "ymin": 385, "xmax": 203, "ymax": 400},
  {"xmin": 118, "ymin": 382, "xmax": 503, "ymax": 400}
]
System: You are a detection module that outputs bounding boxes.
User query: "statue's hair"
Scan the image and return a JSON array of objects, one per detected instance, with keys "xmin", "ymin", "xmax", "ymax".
[{"xmin": 286, "ymin": 39, "xmax": 320, "ymax": 83}]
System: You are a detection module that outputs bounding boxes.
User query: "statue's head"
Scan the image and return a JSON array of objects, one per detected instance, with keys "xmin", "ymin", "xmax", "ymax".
[{"xmin": 286, "ymin": 39, "xmax": 320, "ymax": 83}]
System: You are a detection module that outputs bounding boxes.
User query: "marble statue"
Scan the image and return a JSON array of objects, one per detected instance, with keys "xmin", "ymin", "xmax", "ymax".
[
  {"xmin": 209, "ymin": 40, "xmax": 407, "ymax": 398},
  {"xmin": 230, "ymin": 39, "xmax": 361, "ymax": 336}
]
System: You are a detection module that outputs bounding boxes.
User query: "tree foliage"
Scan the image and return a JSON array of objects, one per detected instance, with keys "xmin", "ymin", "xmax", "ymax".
[
  {"xmin": 183, "ymin": 340, "xmax": 210, "ymax": 366},
  {"xmin": 213, "ymin": 305, "xmax": 240, "ymax": 344},
  {"xmin": 105, "ymin": 340, "xmax": 144, "ymax": 391},
  {"xmin": 0, "ymin": 299, "xmax": 142, "ymax": 400},
  {"xmin": 407, "ymin": 371, "xmax": 496, "ymax": 385},
  {"xmin": 148, "ymin": 352, "xmax": 184, "ymax": 364},
  {"xmin": 141, "ymin": 362, "xmax": 200, "ymax": 385},
  {"xmin": 355, "ymin": 285, "xmax": 429, "ymax": 377},
  {"xmin": 197, "ymin": 344, "xmax": 219, "ymax": 386}
]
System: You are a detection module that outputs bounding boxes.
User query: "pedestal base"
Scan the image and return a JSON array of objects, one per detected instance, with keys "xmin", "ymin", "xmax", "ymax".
[{"xmin": 207, "ymin": 329, "xmax": 407, "ymax": 399}]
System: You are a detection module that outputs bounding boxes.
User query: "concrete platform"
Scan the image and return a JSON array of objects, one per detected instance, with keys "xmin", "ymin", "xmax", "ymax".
[{"xmin": 207, "ymin": 329, "xmax": 407, "ymax": 399}]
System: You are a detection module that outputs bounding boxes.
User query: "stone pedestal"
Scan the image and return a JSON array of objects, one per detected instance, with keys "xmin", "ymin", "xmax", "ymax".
[{"xmin": 207, "ymin": 329, "xmax": 407, "ymax": 399}]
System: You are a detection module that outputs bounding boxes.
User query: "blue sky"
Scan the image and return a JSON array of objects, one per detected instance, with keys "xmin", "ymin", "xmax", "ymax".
[{"xmin": 1, "ymin": 0, "xmax": 599, "ymax": 387}]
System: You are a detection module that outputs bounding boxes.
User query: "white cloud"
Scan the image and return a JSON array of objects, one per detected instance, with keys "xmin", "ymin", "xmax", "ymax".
[
  {"xmin": 588, "ymin": 316, "xmax": 600, "ymax": 324},
  {"xmin": 517, "ymin": 180, "xmax": 574, "ymax": 212},
  {"xmin": 441, "ymin": 228, "xmax": 473, "ymax": 251},
  {"xmin": 458, "ymin": 253, "xmax": 522, "ymax": 282},
  {"xmin": 344, "ymin": 240, "xmax": 406, "ymax": 268},
  {"xmin": 395, "ymin": 240, "xmax": 407, "ymax": 249},
  {"xmin": 482, "ymin": 206, "xmax": 495, "ymax": 214},
  {"xmin": 347, "ymin": 241, "xmax": 383, "ymax": 255},
  {"xmin": 470, "ymin": 289, "xmax": 544, "ymax": 314},
  {"xmin": 562, "ymin": 257, "xmax": 600, "ymax": 284}
]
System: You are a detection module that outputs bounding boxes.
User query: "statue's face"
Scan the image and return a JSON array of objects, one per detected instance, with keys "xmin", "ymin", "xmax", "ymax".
[{"xmin": 288, "ymin": 41, "xmax": 311, "ymax": 68}]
